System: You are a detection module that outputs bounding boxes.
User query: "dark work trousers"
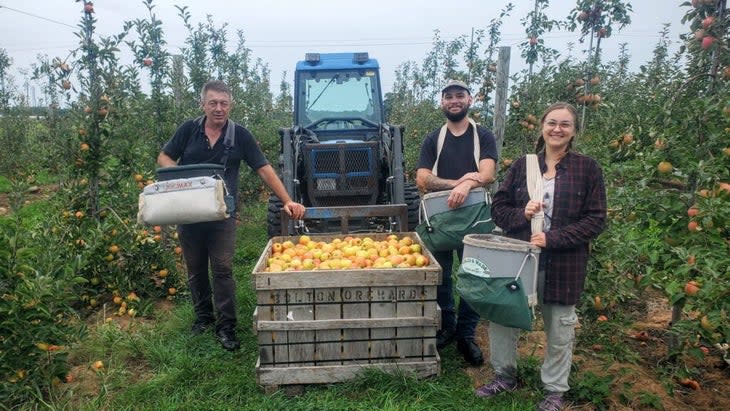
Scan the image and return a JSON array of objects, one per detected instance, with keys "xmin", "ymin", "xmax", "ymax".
[
  {"xmin": 434, "ymin": 247, "xmax": 480, "ymax": 340},
  {"xmin": 177, "ymin": 217, "xmax": 238, "ymax": 331}
]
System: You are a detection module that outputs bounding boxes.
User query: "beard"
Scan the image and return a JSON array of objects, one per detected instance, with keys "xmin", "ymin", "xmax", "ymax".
[{"xmin": 442, "ymin": 105, "xmax": 469, "ymax": 122}]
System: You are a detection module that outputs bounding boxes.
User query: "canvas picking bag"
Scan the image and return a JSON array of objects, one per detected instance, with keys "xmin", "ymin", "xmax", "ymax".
[
  {"xmin": 137, "ymin": 173, "xmax": 231, "ymax": 225},
  {"xmin": 415, "ymin": 187, "xmax": 494, "ymax": 252},
  {"xmin": 137, "ymin": 119, "xmax": 236, "ymax": 225},
  {"xmin": 455, "ymin": 249, "xmax": 537, "ymax": 330}
]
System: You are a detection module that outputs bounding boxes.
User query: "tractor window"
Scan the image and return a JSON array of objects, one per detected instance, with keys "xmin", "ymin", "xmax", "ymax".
[{"xmin": 298, "ymin": 70, "xmax": 382, "ymax": 128}]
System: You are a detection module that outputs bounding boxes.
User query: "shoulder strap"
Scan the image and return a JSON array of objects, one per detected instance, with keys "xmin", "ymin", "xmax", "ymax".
[
  {"xmin": 526, "ymin": 154, "xmax": 544, "ymax": 234},
  {"xmin": 223, "ymin": 119, "xmax": 236, "ymax": 148},
  {"xmin": 432, "ymin": 118, "xmax": 480, "ymax": 176},
  {"xmin": 432, "ymin": 124, "xmax": 448, "ymax": 176},
  {"xmin": 468, "ymin": 118, "xmax": 480, "ymax": 169},
  {"xmin": 220, "ymin": 119, "xmax": 237, "ymax": 170}
]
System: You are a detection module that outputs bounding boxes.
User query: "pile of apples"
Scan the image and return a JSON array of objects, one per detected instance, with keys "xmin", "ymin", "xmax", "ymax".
[{"xmin": 264, "ymin": 234, "xmax": 431, "ymax": 272}]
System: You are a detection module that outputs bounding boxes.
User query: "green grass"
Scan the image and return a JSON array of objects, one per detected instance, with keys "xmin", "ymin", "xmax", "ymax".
[
  {"xmin": 0, "ymin": 170, "xmax": 55, "ymax": 193},
  {"xmin": 48, "ymin": 203, "xmax": 539, "ymax": 411},
  {"xmin": 0, "ymin": 175, "xmax": 9, "ymax": 192}
]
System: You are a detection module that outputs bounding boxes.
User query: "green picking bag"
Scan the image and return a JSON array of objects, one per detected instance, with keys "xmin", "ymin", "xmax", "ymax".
[
  {"xmin": 455, "ymin": 255, "xmax": 534, "ymax": 330},
  {"xmin": 415, "ymin": 191, "xmax": 495, "ymax": 253}
]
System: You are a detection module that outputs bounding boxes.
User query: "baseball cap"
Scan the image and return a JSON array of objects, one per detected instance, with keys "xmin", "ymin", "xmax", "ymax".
[{"xmin": 441, "ymin": 79, "xmax": 470, "ymax": 95}]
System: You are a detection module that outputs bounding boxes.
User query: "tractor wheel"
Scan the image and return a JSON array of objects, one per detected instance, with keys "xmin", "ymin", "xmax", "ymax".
[
  {"xmin": 267, "ymin": 195, "xmax": 284, "ymax": 238},
  {"xmin": 404, "ymin": 182, "xmax": 420, "ymax": 232}
]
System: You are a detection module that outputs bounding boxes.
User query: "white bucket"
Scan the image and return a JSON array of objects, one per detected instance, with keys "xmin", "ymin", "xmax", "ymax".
[
  {"xmin": 420, "ymin": 187, "xmax": 489, "ymax": 221},
  {"xmin": 461, "ymin": 234, "xmax": 541, "ymax": 306}
]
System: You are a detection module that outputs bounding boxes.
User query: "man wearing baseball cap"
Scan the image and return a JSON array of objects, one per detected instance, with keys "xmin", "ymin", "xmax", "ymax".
[
  {"xmin": 441, "ymin": 79, "xmax": 471, "ymax": 95},
  {"xmin": 415, "ymin": 79, "xmax": 498, "ymax": 366}
]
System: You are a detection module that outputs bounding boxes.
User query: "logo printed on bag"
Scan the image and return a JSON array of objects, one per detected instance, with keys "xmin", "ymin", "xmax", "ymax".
[
  {"xmin": 461, "ymin": 257, "xmax": 491, "ymax": 278},
  {"xmin": 157, "ymin": 180, "xmax": 199, "ymax": 192}
]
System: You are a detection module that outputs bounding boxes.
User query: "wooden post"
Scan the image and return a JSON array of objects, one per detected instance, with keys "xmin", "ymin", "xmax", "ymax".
[
  {"xmin": 491, "ymin": 46, "xmax": 510, "ymax": 188},
  {"xmin": 171, "ymin": 55, "xmax": 184, "ymax": 109}
]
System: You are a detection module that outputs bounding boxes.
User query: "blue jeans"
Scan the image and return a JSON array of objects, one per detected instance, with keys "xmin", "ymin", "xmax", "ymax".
[
  {"xmin": 177, "ymin": 217, "xmax": 238, "ymax": 331},
  {"xmin": 434, "ymin": 248, "xmax": 480, "ymax": 340}
]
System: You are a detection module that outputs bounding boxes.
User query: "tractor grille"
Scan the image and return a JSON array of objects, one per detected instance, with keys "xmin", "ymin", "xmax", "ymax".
[{"xmin": 303, "ymin": 141, "xmax": 379, "ymax": 207}]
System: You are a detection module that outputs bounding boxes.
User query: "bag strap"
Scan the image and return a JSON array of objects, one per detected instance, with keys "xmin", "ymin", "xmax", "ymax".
[
  {"xmin": 220, "ymin": 119, "xmax": 236, "ymax": 172},
  {"xmin": 526, "ymin": 154, "xmax": 544, "ymax": 235},
  {"xmin": 513, "ymin": 251, "xmax": 538, "ymax": 281},
  {"xmin": 432, "ymin": 118, "xmax": 480, "ymax": 176}
]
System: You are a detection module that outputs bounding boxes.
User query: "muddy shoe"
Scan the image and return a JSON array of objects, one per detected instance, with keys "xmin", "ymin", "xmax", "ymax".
[
  {"xmin": 436, "ymin": 328, "xmax": 456, "ymax": 350},
  {"xmin": 456, "ymin": 338, "xmax": 484, "ymax": 366},
  {"xmin": 190, "ymin": 319, "xmax": 214, "ymax": 335},
  {"xmin": 536, "ymin": 392, "xmax": 565, "ymax": 411},
  {"xmin": 215, "ymin": 328, "xmax": 241, "ymax": 351},
  {"xmin": 475, "ymin": 376, "xmax": 519, "ymax": 398}
]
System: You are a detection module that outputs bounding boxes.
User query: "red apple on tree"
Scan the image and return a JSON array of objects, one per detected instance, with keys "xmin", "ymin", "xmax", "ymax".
[
  {"xmin": 694, "ymin": 29, "xmax": 705, "ymax": 41},
  {"xmin": 701, "ymin": 36, "xmax": 715, "ymax": 50},
  {"xmin": 687, "ymin": 206, "xmax": 699, "ymax": 217},
  {"xmin": 702, "ymin": 16, "xmax": 715, "ymax": 29},
  {"xmin": 84, "ymin": 2, "xmax": 94, "ymax": 14},
  {"xmin": 578, "ymin": 11, "xmax": 589, "ymax": 21},
  {"xmin": 143, "ymin": 57, "xmax": 153, "ymax": 67},
  {"xmin": 597, "ymin": 28, "xmax": 607, "ymax": 38},
  {"xmin": 529, "ymin": 36, "xmax": 538, "ymax": 46}
]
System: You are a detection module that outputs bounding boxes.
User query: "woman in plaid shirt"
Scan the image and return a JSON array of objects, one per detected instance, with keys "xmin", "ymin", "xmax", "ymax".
[{"xmin": 475, "ymin": 102, "xmax": 607, "ymax": 411}]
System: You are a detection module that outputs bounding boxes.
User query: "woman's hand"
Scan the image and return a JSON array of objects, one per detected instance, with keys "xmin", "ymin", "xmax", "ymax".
[
  {"xmin": 530, "ymin": 232, "xmax": 546, "ymax": 248},
  {"xmin": 524, "ymin": 200, "xmax": 543, "ymax": 221}
]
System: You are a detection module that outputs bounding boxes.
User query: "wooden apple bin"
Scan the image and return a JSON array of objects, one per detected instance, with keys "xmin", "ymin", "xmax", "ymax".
[{"xmin": 252, "ymin": 232, "xmax": 441, "ymax": 390}]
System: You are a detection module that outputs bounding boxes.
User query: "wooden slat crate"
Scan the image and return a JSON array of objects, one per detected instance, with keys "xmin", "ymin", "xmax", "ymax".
[{"xmin": 252, "ymin": 232, "xmax": 441, "ymax": 388}]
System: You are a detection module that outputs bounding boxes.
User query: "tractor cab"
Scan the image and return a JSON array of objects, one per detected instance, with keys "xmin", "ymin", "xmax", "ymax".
[{"xmin": 295, "ymin": 52, "xmax": 384, "ymax": 141}]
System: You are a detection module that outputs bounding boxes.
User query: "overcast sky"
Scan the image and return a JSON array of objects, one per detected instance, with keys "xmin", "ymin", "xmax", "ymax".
[{"xmin": 1, "ymin": 1, "xmax": 688, "ymax": 104}]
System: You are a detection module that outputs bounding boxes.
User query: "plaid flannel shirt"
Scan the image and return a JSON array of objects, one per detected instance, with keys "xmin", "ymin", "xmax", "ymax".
[{"xmin": 491, "ymin": 152, "xmax": 607, "ymax": 305}]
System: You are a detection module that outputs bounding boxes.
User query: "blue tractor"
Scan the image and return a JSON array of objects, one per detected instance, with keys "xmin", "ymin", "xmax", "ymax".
[{"xmin": 267, "ymin": 52, "xmax": 420, "ymax": 236}]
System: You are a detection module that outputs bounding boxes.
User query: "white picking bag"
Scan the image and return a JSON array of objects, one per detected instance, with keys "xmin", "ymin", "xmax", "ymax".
[
  {"xmin": 137, "ymin": 175, "xmax": 229, "ymax": 225},
  {"xmin": 137, "ymin": 117, "xmax": 237, "ymax": 226}
]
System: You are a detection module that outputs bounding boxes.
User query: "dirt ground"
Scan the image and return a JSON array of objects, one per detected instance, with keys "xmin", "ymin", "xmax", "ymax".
[
  {"xmin": 466, "ymin": 290, "xmax": 730, "ymax": 410},
  {"xmin": 0, "ymin": 184, "xmax": 58, "ymax": 215}
]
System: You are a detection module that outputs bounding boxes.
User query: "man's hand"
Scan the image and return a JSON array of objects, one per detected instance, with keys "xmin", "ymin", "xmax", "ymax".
[
  {"xmin": 282, "ymin": 201, "xmax": 306, "ymax": 219},
  {"xmin": 447, "ymin": 181, "xmax": 472, "ymax": 208},
  {"xmin": 456, "ymin": 172, "xmax": 483, "ymax": 186}
]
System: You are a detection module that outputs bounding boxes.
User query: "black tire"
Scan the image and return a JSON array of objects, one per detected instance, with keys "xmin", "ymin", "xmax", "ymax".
[
  {"xmin": 267, "ymin": 195, "xmax": 284, "ymax": 238},
  {"xmin": 404, "ymin": 182, "xmax": 420, "ymax": 232}
]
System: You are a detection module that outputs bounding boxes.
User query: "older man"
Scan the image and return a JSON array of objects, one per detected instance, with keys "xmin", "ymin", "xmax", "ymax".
[{"xmin": 158, "ymin": 80, "xmax": 305, "ymax": 350}]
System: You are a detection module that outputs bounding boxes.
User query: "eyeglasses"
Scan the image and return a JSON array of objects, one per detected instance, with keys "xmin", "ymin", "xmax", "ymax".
[
  {"xmin": 205, "ymin": 100, "xmax": 230, "ymax": 108},
  {"xmin": 545, "ymin": 120, "xmax": 574, "ymax": 129}
]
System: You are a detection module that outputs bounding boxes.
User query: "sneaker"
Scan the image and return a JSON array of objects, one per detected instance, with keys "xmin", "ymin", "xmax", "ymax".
[
  {"xmin": 190, "ymin": 319, "xmax": 214, "ymax": 335},
  {"xmin": 436, "ymin": 328, "xmax": 456, "ymax": 350},
  {"xmin": 456, "ymin": 338, "xmax": 484, "ymax": 366},
  {"xmin": 536, "ymin": 392, "xmax": 564, "ymax": 411},
  {"xmin": 475, "ymin": 376, "xmax": 519, "ymax": 398},
  {"xmin": 215, "ymin": 328, "xmax": 241, "ymax": 351}
]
